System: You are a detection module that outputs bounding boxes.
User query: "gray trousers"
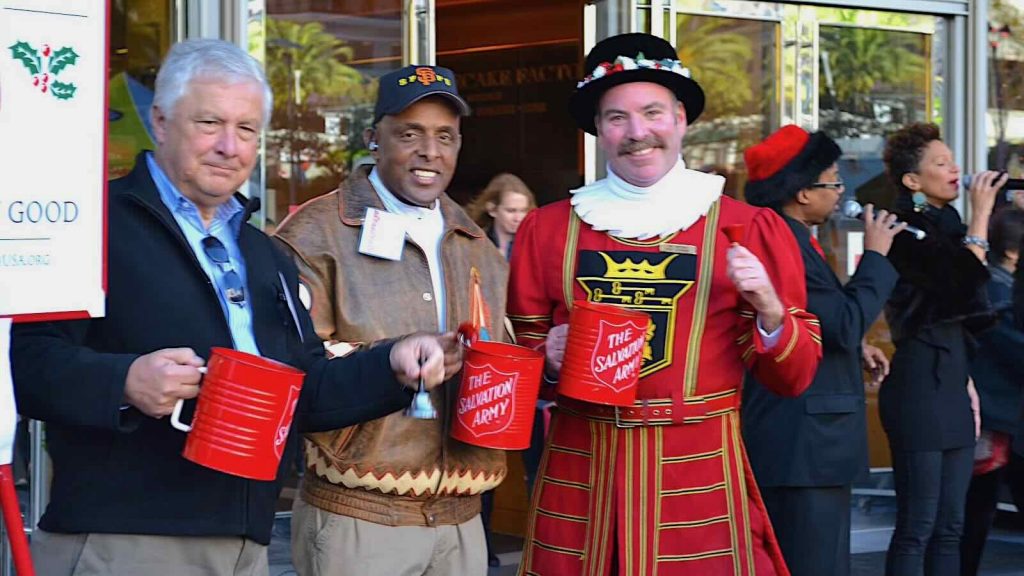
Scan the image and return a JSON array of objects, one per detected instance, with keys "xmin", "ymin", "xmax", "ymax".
[
  {"xmin": 290, "ymin": 497, "xmax": 487, "ymax": 576},
  {"xmin": 31, "ymin": 530, "xmax": 269, "ymax": 576}
]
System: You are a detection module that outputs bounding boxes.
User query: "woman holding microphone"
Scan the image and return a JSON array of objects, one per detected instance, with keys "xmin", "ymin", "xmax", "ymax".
[{"xmin": 880, "ymin": 122, "xmax": 1003, "ymax": 576}]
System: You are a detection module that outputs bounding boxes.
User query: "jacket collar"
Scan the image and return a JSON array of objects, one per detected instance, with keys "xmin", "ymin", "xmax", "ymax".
[
  {"xmin": 781, "ymin": 212, "xmax": 840, "ymax": 281},
  {"xmin": 120, "ymin": 153, "xmax": 286, "ymax": 355},
  {"xmin": 122, "ymin": 151, "xmax": 260, "ymax": 229},
  {"xmin": 339, "ymin": 165, "xmax": 482, "ymax": 239}
]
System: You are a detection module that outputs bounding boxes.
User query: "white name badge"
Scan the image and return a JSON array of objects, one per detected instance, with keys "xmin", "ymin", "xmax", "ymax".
[{"xmin": 358, "ymin": 207, "xmax": 406, "ymax": 261}]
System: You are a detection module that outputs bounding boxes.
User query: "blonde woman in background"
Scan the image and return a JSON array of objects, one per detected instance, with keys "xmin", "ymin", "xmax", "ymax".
[
  {"xmin": 467, "ymin": 173, "xmax": 536, "ymax": 259},
  {"xmin": 467, "ymin": 173, "xmax": 536, "ymax": 567}
]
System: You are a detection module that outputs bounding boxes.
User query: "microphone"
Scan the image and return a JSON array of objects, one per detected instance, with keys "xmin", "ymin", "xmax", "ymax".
[
  {"xmin": 962, "ymin": 173, "xmax": 1024, "ymax": 191},
  {"xmin": 840, "ymin": 201, "xmax": 927, "ymax": 240}
]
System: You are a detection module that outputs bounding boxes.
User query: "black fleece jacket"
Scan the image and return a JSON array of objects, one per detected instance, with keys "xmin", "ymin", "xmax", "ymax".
[{"xmin": 11, "ymin": 155, "xmax": 413, "ymax": 544}]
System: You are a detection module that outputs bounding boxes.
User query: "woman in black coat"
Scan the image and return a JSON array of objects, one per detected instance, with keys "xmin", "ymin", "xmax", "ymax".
[{"xmin": 880, "ymin": 122, "xmax": 1002, "ymax": 576}]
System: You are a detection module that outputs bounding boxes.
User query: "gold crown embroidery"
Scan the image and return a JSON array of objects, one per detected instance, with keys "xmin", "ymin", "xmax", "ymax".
[{"xmin": 599, "ymin": 252, "xmax": 677, "ymax": 280}]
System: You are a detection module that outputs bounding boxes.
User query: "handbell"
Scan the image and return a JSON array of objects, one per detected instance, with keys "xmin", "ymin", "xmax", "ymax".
[{"xmin": 406, "ymin": 377, "xmax": 437, "ymax": 420}]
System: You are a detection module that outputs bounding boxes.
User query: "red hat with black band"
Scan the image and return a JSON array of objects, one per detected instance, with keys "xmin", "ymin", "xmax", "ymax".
[
  {"xmin": 569, "ymin": 33, "xmax": 705, "ymax": 135},
  {"xmin": 744, "ymin": 125, "xmax": 842, "ymax": 209}
]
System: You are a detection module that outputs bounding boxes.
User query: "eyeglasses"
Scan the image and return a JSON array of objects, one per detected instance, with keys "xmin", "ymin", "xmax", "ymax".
[
  {"xmin": 810, "ymin": 181, "xmax": 845, "ymax": 190},
  {"xmin": 201, "ymin": 236, "xmax": 246, "ymax": 306}
]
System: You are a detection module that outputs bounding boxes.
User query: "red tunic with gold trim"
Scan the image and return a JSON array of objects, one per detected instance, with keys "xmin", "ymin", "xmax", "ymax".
[{"xmin": 508, "ymin": 196, "xmax": 821, "ymax": 576}]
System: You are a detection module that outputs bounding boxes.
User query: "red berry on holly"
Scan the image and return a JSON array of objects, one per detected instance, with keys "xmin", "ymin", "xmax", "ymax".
[
  {"xmin": 612, "ymin": 64, "xmax": 624, "ymax": 72},
  {"xmin": 41, "ymin": 85, "xmax": 48, "ymax": 94},
  {"xmin": 43, "ymin": 45, "xmax": 51, "ymax": 58},
  {"xmin": 32, "ymin": 77, "xmax": 39, "ymax": 87},
  {"xmin": 43, "ymin": 73, "xmax": 49, "ymax": 83}
]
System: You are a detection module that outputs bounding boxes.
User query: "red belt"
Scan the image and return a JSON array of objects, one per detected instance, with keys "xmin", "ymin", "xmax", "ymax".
[{"xmin": 558, "ymin": 391, "xmax": 738, "ymax": 427}]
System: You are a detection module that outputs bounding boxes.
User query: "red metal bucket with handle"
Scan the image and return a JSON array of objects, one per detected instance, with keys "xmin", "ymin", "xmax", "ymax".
[
  {"xmin": 557, "ymin": 300, "xmax": 651, "ymax": 407},
  {"xmin": 171, "ymin": 348, "xmax": 305, "ymax": 481},
  {"xmin": 451, "ymin": 337, "xmax": 544, "ymax": 450}
]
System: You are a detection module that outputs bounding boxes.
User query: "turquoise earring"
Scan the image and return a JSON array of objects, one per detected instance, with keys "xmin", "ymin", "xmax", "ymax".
[{"xmin": 911, "ymin": 191, "xmax": 927, "ymax": 212}]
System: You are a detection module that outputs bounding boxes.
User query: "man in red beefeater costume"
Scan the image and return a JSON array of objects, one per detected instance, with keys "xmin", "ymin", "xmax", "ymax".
[{"xmin": 507, "ymin": 33, "xmax": 822, "ymax": 576}]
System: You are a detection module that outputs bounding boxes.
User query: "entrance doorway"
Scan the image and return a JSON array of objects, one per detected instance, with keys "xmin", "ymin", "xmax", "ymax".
[{"xmin": 437, "ymin": 0, "xmax": 584, "ymax": 208}]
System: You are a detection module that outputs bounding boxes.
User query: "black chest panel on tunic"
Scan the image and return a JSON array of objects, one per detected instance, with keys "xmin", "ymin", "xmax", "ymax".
[{"xmin": 575, "ymin": 249, "xmax": 697, "ymax": 377}]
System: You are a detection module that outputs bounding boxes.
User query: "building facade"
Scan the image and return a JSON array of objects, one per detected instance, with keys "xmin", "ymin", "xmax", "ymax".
[{"xmin": 102, "ymin": 0, "xmax": 1014, "ymax": 536}]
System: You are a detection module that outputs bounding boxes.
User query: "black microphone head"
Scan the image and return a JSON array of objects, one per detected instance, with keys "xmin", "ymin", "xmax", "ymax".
[
  {"xmin": 840, "ymin": 200, "xmax": 863, "ymax": 219},
  {"xmin": 962, "ymin": 173, "xmax": 1024, "ymax": 191}
]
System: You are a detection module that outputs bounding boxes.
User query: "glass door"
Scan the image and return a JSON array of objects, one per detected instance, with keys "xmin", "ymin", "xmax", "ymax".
[
  {"xmin": 674, "ymin": 1, "xmax": 947, "ymax": 469},
  {"xmin": 674, "ymin": 9, "xmax": 782, "ymax": 199},
  {"xmin": 813, "ymin": 10, "xmax": 938, "ymax": 470},
  {"xmin": 673, "ymin": 2, "xmax": 942, "ymax": 207},
  {"xmin": 254, "ymin": 0, "xmax": 405, "ymax": 227}
]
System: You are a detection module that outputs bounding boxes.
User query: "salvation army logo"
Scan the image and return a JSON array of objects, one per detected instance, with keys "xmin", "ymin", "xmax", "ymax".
[
  {"xmin": 589, "ymin": 319, "xmax": 646, "ymax": 392},
  {"xmin": 8, "ymin": 41, "xmax": 78, "ymax": 100},
  {"xmin": 456, "ymin": 362, "xmax": 518, "ymax": 438}
]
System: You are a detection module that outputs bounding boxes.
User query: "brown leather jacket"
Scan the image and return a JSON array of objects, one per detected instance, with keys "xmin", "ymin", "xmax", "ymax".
[{"xmin": 274, "ymin": 166, "xmax": 508, "ymax": 526}]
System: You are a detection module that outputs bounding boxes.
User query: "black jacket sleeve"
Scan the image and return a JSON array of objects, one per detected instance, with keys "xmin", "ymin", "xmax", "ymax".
[
  {"xmin": 886, "ymin": 220, "xmax": 994, "ymax": 337},
  {"xmin": 811, "ymin": 250, "xmax": 898, "ymax": 351},
  {"xmin": 11, "ymin": 320, "xmax": 141, "ymax": 432},
  {"xmin": 887, "ymin": 227, "xmax": 988, "ymax": 303},
  {"xmin": 271, "ymin": 241, "xmax": 414, "ymax": 433}
]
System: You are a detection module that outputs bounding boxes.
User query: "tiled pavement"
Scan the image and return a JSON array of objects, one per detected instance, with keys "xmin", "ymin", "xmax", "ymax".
[{"xmin": 268, "ymin": 494, "xmax": 1024, "ymax": 575}]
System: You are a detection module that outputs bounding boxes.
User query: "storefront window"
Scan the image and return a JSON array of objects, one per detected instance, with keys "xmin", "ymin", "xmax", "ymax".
[
  {"xmin": 674, "ymin": 12, "xmax": 779, "ymax": 199},
  {"xmin": 987, "ymin": 0, "xmax": 1024, "ymax": 186},
  {"xmin": 108, "ymin": 0, "xmax": 174, "ymax": 178},
  {"xmin": 676, "ymin": 0, "xmax": 946, "ymax": 469},
  {"xmin": 261, "ymin": 1, "xmax": 402, "ymax": 225},
  {"xmin": 436, "ymin": 0, "xmax": 582, "ymax": 207}
]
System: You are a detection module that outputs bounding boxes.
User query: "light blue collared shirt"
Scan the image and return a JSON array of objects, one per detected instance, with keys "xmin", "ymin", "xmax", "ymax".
[{"xmin": 147, "ymin": 153, "xmax": 261, "ymax": 356}]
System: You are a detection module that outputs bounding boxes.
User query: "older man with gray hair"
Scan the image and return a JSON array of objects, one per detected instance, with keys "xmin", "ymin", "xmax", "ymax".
[{"xmin": 11, "ymin": 39, "xmax": 457, "ymax": 575}]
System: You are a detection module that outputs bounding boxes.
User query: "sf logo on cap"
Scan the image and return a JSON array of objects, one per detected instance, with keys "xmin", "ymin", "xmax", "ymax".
[
  {"xmin": 398, "ymin": 66, "xmax": 452, "ymax": 88},
  {"xmin": 415, "ymin": 67, "xmax": 436, "ymax": 86}
]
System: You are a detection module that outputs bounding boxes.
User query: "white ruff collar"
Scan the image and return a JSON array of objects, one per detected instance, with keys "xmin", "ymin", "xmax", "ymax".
[{"xmin": 570, "ymin": 159, "xmax": 724, "ymax": 240}]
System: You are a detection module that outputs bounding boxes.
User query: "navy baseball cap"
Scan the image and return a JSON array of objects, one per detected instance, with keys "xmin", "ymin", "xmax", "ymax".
[{"xmin": 373, "ymin": 65, "xmax": 471, "ymax": 124}]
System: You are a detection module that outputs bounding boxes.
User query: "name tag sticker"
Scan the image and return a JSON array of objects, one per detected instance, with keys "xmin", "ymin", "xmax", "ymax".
[{"xmin": 358, "ymin": 208, "xmax": 406, "ymax": 261}]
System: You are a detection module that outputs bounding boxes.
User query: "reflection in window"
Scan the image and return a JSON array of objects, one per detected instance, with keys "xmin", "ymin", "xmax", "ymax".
[
  {"xmin": 987, "ymin": 0, "xmax": 1024, "ymax": 183},
  {"xmin": 436, "ymin": 0, "xmax": 581, "ymax": 207},
  {"xmin": 675, "ymin": 14, "xmax": 778, "ymax": 200},
  {"xmin": 108, "ymin": 0, "xmax": 172, "ymax": 179},
  {"xmin": 264, "ymin": 2, "xmax": 401, "ymax": 223},
  {"xmin": 818, "ymin": 26, "xmax": 929, "ymax": 139},
  {"xmin": 818, "ymin": 22, "xmax": 931, "ymax": 215}
]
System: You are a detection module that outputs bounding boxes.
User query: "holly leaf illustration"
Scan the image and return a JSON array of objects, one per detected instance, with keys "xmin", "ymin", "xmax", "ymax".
[
  {"xmin": 50, "ymin": 80, "xmax": 76, "ymax": 100},
  {"xmin": 9, "ymin": 41, "xmax": 41, "ymax": 75},
  {"xmin": 48, "ymin": 46, "xmax": 79, "ymax": 75}
]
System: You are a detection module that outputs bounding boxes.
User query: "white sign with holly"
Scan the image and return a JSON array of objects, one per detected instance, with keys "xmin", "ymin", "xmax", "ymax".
[
  {"xmin": 10, "ymin": 41, "xmax": 79, "ymax": 100},
  {"xmin": 0, "ymin": 2, "xmax": 107, "ymax": 319}
]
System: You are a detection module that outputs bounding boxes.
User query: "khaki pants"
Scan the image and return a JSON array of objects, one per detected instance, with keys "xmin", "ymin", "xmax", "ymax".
[
  {"xmin": 291, "ymin": 497, "xmax": 486, "ymax": 576},
  {"xmin": 31, "ymin": 530, "xmax": 269, "ymax": 576}
]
